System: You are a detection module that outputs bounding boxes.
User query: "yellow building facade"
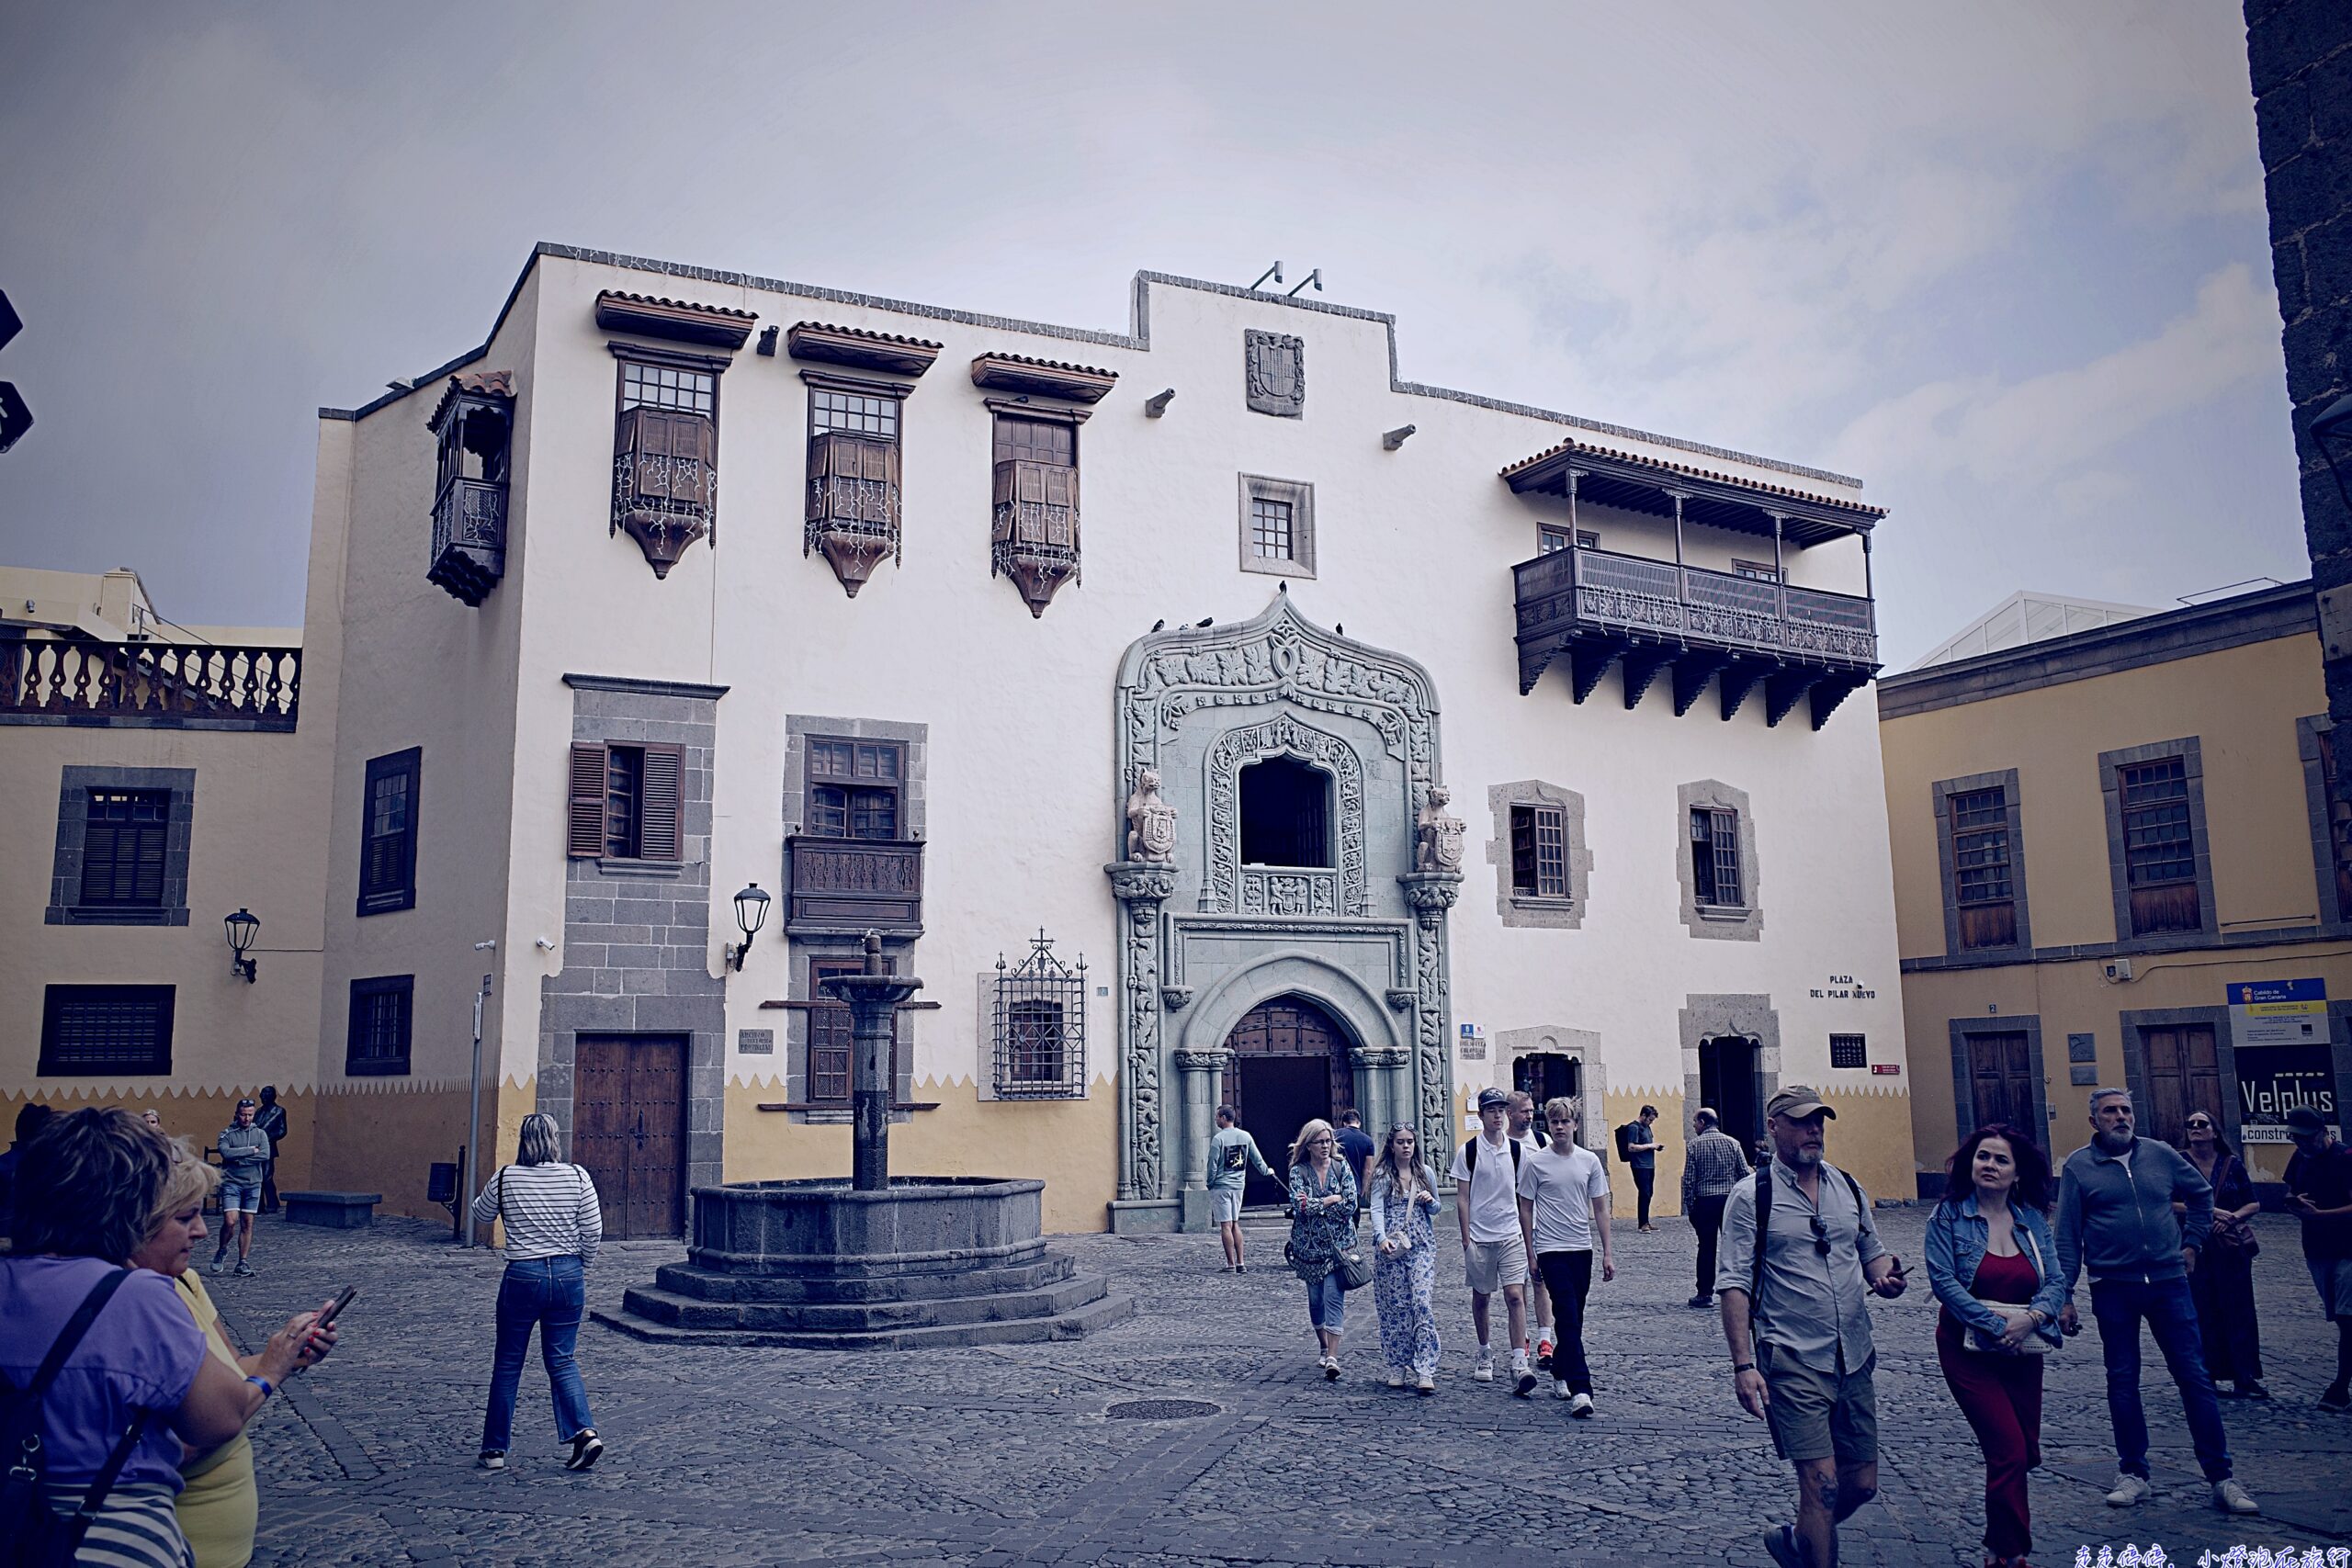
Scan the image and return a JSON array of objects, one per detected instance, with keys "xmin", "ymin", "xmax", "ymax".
[{"xmin": 1880, "ymin": 582, "xmax": 2351, "ymax": 1193}]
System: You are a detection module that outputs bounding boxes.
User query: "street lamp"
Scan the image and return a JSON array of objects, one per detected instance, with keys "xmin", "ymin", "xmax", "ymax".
[
  {"xmin": 729, "ymin": 882, "xmax": 770, "ymax": 972},
  {"xmin": 223, "ymin": 908, "xmax": 260, "ymax": 983}
]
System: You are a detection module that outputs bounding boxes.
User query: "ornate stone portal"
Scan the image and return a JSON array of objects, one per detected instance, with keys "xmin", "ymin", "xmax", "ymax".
[{"xmin": 1106, "ymin": 592, "xmax": 1458, "ymax": 1232}]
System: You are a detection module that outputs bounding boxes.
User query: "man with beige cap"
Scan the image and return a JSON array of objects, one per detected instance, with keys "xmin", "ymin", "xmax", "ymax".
[{"xmin": 1716, "ymin": 1086, "xmax": 1906, "ymax": 1568}]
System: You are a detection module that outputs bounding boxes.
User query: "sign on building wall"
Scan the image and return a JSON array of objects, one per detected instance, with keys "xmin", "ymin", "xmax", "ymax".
[
  {"xmin": 2228, "ymin": 980, "xmax": 2338, "ymax": 1141},
  {"xmin": 1458, "ymin": 1022, "xmax": 1487, "ymax": 1062}
]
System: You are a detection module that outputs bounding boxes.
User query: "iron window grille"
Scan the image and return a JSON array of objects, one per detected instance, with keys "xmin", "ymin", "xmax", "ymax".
[
  {"xmin": 346, "ymin": 976, "xmax": 414, "ymax": 1077},
  {"xmin": 40, "ymin": 984, "xmax": 175, "ymax": 1076},
  {"xmin": 993, "ymin": 931, "xmax": 1088, "ymax": 1099},
  {"xmin": 1829, "ymin": 1033, "xmax": 1868, "ymax": 1070}
]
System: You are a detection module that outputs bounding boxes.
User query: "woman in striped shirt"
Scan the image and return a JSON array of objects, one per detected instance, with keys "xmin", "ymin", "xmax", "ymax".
[{"xmin": 470, "ymin": 1112, "xmax": 605, "ymax": 1472}]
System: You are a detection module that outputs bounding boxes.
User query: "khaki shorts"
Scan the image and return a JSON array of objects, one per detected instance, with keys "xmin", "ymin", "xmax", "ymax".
[
  {"xmin": 1209, "ymin": 1189, "xmax": 1244, "ymax": 1224},
  {"xmin": 1464, "ymin": 1238, "xmax": 1528, "ymax": 1295},
  {"xmin": 1759, "ymin": 1342, "xmax": 1877, "ymax": 1467}
]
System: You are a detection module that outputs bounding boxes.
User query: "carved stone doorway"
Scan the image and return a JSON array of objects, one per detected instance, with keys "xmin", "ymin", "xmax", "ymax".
[{"xmin": 1222, "ymin": 996, "xmax": 1354, "ymax": 1207}]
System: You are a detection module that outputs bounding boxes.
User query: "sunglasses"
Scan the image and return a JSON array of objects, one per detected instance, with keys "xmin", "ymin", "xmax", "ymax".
[
  {"xmin": 2186, "ymin": 1119, "xmax": 2213, "ymax": 1130},
  {"xmin": 1808, "ymin": 1214, "xmax": 1831, "ymax": 1257}
]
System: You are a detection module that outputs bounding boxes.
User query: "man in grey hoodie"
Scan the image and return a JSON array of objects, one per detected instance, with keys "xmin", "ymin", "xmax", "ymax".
[
  {"xmin": 2055, "ymin": 1088, "xmax": 2256, "ymax": 1516},
  {"xmin": 211, "ymin": 1097, "xmax": 273, "ymax": 1277}
]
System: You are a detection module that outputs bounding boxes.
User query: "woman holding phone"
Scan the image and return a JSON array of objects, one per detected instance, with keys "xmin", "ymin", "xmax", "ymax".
[
  {"xmin": 472, "ymin": 1112, "xmax": 605, "ymax": 1472},
  {"xmin": 129, "ymin": 1138, "xmax": 342, "ymax": 1568}
]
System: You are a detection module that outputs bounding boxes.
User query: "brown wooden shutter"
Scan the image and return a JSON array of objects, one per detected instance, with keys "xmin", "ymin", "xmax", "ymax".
[
  {"xmin": 568, "ymin": 744, "xmax": 609, "ymax": 858},
  {"xmin": 638, "ymin": 743, "xmax": 684, "ymax": 863},
  {"xmin": 1042, "ymin": 464, "xmax": 1075, "ymax": 547},
  {"xmin": 691, "ymin": 412, "xmax": 718, "ymax": 506},
  {"xmin": 805, "ymin": 432, "xmax": 832, "ymax": 522}
]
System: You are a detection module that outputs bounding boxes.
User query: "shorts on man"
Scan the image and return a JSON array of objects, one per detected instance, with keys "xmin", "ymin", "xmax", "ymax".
[
  {"xmin": 1759, "ymin": 1342, "xmax": 1878, "ymax": 1466},
  {"xmin": 2312, "ymin": 1256, "xmax": 2352, "ymax": 1322},
  {"xmin": 1210, "ymin": 1188, "xmax": 1244, "ymax": 1224},
  {"xmin": 219, "ymin": 1179, "xmax": 261, "ymax": 1214},
  {"xmin": 1463, "ymin": 1238, "xmax": 1529, "ymax": 1294}
]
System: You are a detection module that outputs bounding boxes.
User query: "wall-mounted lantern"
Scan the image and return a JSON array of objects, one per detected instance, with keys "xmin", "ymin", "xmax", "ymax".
[
  {"xmin": 223, "ymin": 908, "xmax": 260, "ymax": 983},
  {"xmin": 729, "ymin": 883, "xmax": 770, "ymax": 972}
]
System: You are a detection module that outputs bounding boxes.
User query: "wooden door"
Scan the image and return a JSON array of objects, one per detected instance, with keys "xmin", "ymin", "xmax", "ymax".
[
  {"xmin": 1221, "ymin": 996, "xmax": 1353, "ymax": 1207},
  {"xmin": 1700, "ymin": 1036, "xmax": 1762, "ymax": 1152},
  {"xmin": 572, "ymin": 1034, "xmax": 686, "ymax": 1240},
  {"xmin": 2142, "ymin": 1024, "xmax": 2222, "ymax": 1147},
  {"xmin": 1967, "ymin": 1032, "xmax": 2038, "ymax": 1133}
]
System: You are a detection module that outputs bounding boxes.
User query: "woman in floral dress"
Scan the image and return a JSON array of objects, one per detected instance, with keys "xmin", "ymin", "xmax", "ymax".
[{"xmin": 1366, "ymin": 1122, "xmax": 1442, "ymax": 1393}]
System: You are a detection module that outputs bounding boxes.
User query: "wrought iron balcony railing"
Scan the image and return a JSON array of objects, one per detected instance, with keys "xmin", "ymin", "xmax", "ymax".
[
  {"xmin": 1513, "ymin": 545, "xmax": 1879, "ymax": 728},
  {"xmin": 0, "ymin": 639, "xmax": 301, "ymax": 731},
  {"xmin": 785, "ymin": 835, "xmax": 924, "ymax": 934}
]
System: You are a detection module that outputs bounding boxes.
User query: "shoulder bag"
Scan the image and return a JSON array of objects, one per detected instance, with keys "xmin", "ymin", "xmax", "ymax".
[{"xmin": 2206, "ymin": 1157, "xmax": 2259, "ymax": 1259}]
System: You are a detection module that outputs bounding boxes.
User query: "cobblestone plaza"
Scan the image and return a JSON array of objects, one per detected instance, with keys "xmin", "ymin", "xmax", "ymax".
[{"xmin": 212, "ymin": 1207, "xmax": 2349, "ymax": 1568}]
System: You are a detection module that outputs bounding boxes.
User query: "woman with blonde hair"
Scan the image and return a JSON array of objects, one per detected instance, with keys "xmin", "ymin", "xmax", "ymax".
[
  {"xmin": 472, "ymin": 1111, "xmax": 605, "ymax": 1472},
  {"xmin": 1365, "ymin": 1122, "xmax": 1442, "ymax": 1393},
  {"xmin": 131, "ymin": 1139, "xmax": 340, "ymax": 1568},
  {"xmin": 1284, "ymin": 1116, "xmax": 1359, "ymax": 1379}
]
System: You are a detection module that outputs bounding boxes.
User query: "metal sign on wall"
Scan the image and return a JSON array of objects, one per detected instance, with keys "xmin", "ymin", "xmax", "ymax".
[{"xmin": 2228, "ymin": 979, "xmax": 2337, "ymax": 1141}]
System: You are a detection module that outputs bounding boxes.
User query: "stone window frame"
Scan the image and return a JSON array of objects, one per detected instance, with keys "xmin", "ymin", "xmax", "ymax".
[
  {"xmin": 47, "ymin": 766, "xmax": 196, "ymax": 927},
  {"xmin": 1238, "ymin": 474, "xmax": 1316, "ymax": 581},
  {"xmin": 2296, "ymin": 715, "xmax": 2352, "ymax": 934},
  {"xmin": 2097, "ymin": 737, "xmax": 2218, "ymax": 944},
  {"xmin": 1676, "ymin": 779, "xmax": 1761, "ymax": 942},
  {"xmin": 973, "ymin": 970, "xmax": 1093, "ymax": 1102},
  {"xmin": 779, "ymin": 714, "xmax": 929, "ymax": 1125},
  {"xmin": 1931, "ymin": 769, "xmax": 2032, "ymax": 956},
  {"xmin": 1485, "ymin": 780, "xmax": 1592, "ymax": 931}
]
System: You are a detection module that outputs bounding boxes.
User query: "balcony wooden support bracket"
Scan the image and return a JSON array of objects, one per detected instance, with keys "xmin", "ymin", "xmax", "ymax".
[
  {"xmin": 1620, "ymin": 643, "xmax": 1678, "ymax": 710},
  {"xmin": 1719, "ymin": 659, "xmax": 1772, "ymax": 722},
  {"xmin": 1764, "ymin": 668, "xmax": 1826, "ymax": 728},
  {"xmin": 1672, "ymin": 649, "xmax": 1733, "ymax": 716},
  {"xmin": 1516, "ymin": 641, "xmax": 1559, "ymax": 696},
  {"xmin": 1567, "ymin": 637, "xmax": 1626, "ymax": 705},
  {"xmin": 1808, "ymin": 672, "xmax": 1871, "ymax": 730}
]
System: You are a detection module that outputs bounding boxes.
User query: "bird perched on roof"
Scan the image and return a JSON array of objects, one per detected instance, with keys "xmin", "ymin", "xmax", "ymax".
[
  {"xmin": 1150, "ymin": 619, "xmax": 1164, "ymax": 632},
  {"xmin": 1335, "ymin": 624, "xmax": 1344, "ymax": 636},
  {"xmin": 1195, "ymin": 617, "xmax": 1214, "ymax": 627}
]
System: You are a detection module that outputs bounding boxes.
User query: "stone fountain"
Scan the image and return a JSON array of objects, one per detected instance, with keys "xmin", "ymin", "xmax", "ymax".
[{"xmin": 596, "ymin": 933, "xmax": 1131, "ymax": 1349}]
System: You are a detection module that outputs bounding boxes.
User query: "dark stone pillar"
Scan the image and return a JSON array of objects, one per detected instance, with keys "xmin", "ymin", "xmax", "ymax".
[{"xmin": 820, "ymin": 932, "xmax": 922, "ymax": 1190}]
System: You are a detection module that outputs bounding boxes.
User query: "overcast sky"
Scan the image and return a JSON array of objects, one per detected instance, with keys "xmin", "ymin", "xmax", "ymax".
[{"xmin": 0, "ymin": 2, "xmax": 2306, "ymax": 664}]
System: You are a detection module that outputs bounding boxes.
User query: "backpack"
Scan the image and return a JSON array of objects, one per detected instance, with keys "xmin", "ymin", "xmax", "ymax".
[
  {"xmin": 1747, "ymin": 1162, "xmax": 1868, "ymax": 1318},
  {"xmin": 1613, "ymin": 1122, "xmax": 1633, "ymax": 1162},
  {"xmin": 0, "ymin": 1268, "xmax": 153, "ymax": 1568}
]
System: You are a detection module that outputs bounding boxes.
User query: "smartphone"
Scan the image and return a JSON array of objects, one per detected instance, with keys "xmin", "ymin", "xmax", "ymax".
[{"xmin": 316, "ymin": 1285, "xmax": 358, "ymax": 1328}]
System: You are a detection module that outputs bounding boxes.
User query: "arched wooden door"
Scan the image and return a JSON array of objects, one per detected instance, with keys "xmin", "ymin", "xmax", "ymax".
[{"xmin": 1222, "ymin": 996, "xmax": 1354, "ymax": 1207}]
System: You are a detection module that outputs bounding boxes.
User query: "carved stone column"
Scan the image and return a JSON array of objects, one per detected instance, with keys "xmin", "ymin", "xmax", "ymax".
[
  {"xmin": 818, "ymin": 931, "xmax": 924, "ymax": 1191},
  {"xmin": 1397, "ymin": 869, "xmax": 1464, "ymax": 1175},
  {"xmin": 1106, "ymin": 862, "xmax": 1179, "ymax": 1204},
  {"xmin": 1353, "ymin": 1045, "xmax": 1412, "ymax": 1143},
  {"xmin": 1172, "ymin": 1045, "xmax": 1230, "ymax": 1230}
]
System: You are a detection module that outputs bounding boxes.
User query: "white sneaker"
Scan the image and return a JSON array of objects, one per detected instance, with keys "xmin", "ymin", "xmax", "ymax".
[
  {"xmin": 2105, "ymin": 1472, "xmax": 2154, "ymax": 1507},
  {"xmin": 1321, "ymin": 1355, "xmax": 1340, "ymax": 1382},
  {"xmin": 1510, "ymin": 1348, "xmax": 1537, "ymax": 1398},
  {"xmin": 1472, "ymin": 1344, "xmax": 1495, "ymax": 1382},
  {"xmin": 2211, "ymin": 1479, "xmax": 2258, "ymax": 1516},
  {"xmin": 1567, "ymin": 1392, "xmax": 1596, "ymax": 1419},
  {"xmin": 1386, "ymin": 1368, "xmax": 1406, "ymax": 1389},
  {"xmin": 1414, "ymin": 1371, "xmax": 1435, "ymax": 1394},
  {"xmin": 1553, "ymin": 1378, "xmax": 1572, "ymax": 1400}
]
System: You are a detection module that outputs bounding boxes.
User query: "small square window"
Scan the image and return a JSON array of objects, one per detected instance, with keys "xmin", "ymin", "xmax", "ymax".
[
  {"xmin": 1251, "ymin": 498, "xmax": 1293, "ymax": 560},
  {"xmin": 79, "ymin": 789, "xmax": 170, "ymax": 909},
  {"xmin": 346, "ymin": 976, "xmax": 413, "ymax": 1077},
  {"xmin": 1829, "ymin": 1033, "xmax": 1867, "ymax": 1070},
  {"xmin": 1238, "ymin": 475, "xmax": 1315, "ymax": 580}
]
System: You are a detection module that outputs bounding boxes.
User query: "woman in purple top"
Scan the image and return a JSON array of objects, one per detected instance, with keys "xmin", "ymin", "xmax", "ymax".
[{"xmin": 0, "ymin": 1110, "xmax": 327, "ymax": 1567}]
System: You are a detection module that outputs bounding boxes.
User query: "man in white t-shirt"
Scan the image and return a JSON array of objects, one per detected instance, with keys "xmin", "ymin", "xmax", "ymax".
[
  {"xmin": 1515, "ymin": 1098, "xmax": 1614, "ymax": 1416},
  {"xmin": 1452, "ymin": 1087, "xmax": 1534, "ymax": 1392},
  {"xmin": 1506, "ymin": 1090, "xmax": 1555, "ymax": 1373}
]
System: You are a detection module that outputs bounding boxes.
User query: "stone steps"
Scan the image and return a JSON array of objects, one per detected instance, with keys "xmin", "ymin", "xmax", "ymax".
[
  {"xmin": 650, "ymin": 1251, "xmax": 1076, "ymax": 1304},
  {"xmin": 593, "ymin": 1272, "xmax": 1134, "ymax": 1350}
]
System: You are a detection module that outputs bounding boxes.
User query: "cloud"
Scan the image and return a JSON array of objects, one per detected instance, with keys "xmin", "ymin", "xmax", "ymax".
[{"xmin": 1826, "ymin": 263, "xmax": 2280, "ymax": 491}]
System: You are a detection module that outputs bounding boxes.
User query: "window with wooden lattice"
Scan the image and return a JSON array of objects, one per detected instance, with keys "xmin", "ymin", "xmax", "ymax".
[
  {"xmin": 1510, "ymin": 804, "xmax": 1568, "ymax": 899},
  {"xmin": 1690, "ymin": 807, "xmax": 1743, "ymax": 908},
  {"xmin": 990, "ymin": 410, "xmax": 1081, "ymax": 616},
  {"xmin": 2119, "ymin": 756, "xmax": 2198, "ymax": 934},
  {"xmin": 612, "ymin": 354, "xmax": 721, "ymax": 577},
  {"xmin": 40, "ymin": 985, "xmax": 174, "ymax": 1076},
  {"xmin": 79, "ymin": 789, "xmax": 169, "ymax": 910},
  {"xmin": 806, "ymin": 378, "xmax": 906, "ymax": 597},
  {"xmin": 807, "ymin": 958, "xmax": 908, "ymax": 1109},
  {"xmin": 358, "ymin": 748, "xmax": 421, "ymax": 915},
  {"xmin": 1949, "ymin": 784, "xmax": 2016, "ymax": 950},
  {"xmin": 346, "ymin": 976, "xmax": 413, "ymax": 1077}
]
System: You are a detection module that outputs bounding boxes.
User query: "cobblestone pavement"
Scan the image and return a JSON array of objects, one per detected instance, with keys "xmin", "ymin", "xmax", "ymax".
[{"xmin": 202, "ymin": 1207, "xmax": 2352, "ymax": 1567}]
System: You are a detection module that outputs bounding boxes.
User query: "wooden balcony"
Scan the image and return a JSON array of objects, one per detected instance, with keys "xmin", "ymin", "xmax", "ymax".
[
  {"xmin": 785, "ymin": 835, "xmax": 923, "ymax": 934},
  {"xmin": 0, "ymin": 639, "xmax": 301, "ymax": 731},
  {"xmin": 427, "ymin": 477, "xmax": 507, "ymax": 605},
  {"xmin": 1514, "ymin": 546, "xmax": 1880, "ymax": 728}
]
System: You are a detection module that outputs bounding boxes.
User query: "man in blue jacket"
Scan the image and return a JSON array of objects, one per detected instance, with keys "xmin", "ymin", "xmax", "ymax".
[{"xmin": 2055, "ymin": 1088, "xmax": 2257, "ymax": 1516}]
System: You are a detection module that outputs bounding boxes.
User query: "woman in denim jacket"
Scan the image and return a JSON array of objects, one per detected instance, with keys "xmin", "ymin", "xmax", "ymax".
[
  {"xmin": 1287, "ymin": 1118, "xmax": 1359, "ymax": 1381},
  {"xmin": 1926, "ymin": 1123, "xmax": 2067, "ymax": 1568}
]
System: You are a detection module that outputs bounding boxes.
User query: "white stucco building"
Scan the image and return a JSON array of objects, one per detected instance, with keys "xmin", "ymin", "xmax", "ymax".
[{"xmin": 6, "ymin": 244, "xmax": 1917, "ymax": 1233}]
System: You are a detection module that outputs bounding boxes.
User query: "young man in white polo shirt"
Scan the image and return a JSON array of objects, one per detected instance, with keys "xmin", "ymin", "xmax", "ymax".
[
  {"xmin": 1452, "ymin": 1087, "xmax": 1535, "ymax": 1393},
  {"xmin": 1516, "ymin": 1098, "xmax": 1613, "ymax": 1416}
]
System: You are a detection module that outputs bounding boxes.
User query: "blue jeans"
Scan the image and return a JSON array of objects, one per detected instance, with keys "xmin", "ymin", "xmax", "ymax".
[
  {"xmin": 481, "ymin": 1257, "xmax": 594, "ymax": 1451},
  {"xmin": 1305, "ymin": 1271, "xmax": 1346, "ymax": 1336},
  {"xmin": 2088, "ymin": 1275, "xmax": 2232, "ymax": 1482}
]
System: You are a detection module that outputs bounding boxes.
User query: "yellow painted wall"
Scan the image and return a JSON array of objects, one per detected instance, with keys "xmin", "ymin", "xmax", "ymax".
[
  {"xmin": 2, "ymin": 1088, "xmax": 316, "ymax": 1193},
  {"xmin": 1583, "ymin": 1085, "xmax": 1916, "ymax": 1218},
  {"xmin": 308, "ymin": 1076, "xmax": 529, "ymax": 1221},
  {"xmin": 722, "ymin": 1075, "xmax": 1119, "ymax": 1235}
]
